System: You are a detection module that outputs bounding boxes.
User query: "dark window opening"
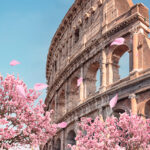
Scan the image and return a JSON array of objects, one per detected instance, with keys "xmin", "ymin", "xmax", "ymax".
[
  {"xmin": 85, "ymin": 18, "xmax": 89, "ymax": 25},
  {"xmin": 54, "ymin": 60, "xmax": 57, "ymax": 72},
  {"xmin": 55, "ymin": 139, "xmax": 61, "ymax": 150},
  {"xmin": 113, "ymin": 109, "xmax": 125, "ymax": 119},
  {"xmin": 67, "ymin": 130, "xmax": 76, "ymax": 150},
  {"xmin": 74, "ymin": 28, "xmax": 80, "ymax": 43}
]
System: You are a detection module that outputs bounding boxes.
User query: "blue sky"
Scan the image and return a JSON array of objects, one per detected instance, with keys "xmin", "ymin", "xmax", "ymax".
[
  {"xmin": 0, "ymin": 0, "xmax": 74, "ymax": 100},
  {"xmin": 0, "ymin": 0, "xmax": 149, "ymax": 101}
]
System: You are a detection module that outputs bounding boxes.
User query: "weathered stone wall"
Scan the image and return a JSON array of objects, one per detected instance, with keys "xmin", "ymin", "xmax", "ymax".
[{"xmin": 43, "ymin": 0, "xmax": 150, "ymax": 149}]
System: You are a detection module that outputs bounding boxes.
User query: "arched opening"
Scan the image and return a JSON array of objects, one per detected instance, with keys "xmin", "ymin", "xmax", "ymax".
[
  {"xmin": 68, "ymin": 77, "xmax": 80, "ymax": 111},
  {"xmin": 119, "ymin": 52, "xmax": 129, "ymax": 79},
  {"xmin": 54, "ymin": 60, "xmax": 57, "ymax": 72},
  {"xmin": 144, "ymin": 100, "xmax": 150, "ymax": 118},
  {"xmin": 96, "ymin": 69, "xmax": 101, "ymax": 92},
  {"xmin": 67, "ymin": 130, "xmax": 76, "ymax": 150},
  {"xmin": 57, "ymin": 90, "xmax": 66, "ymax": 120},
  {"xmin": 111, "ymin": 45, "xmax": 130, "ymax": 82},
  {"xmin": 74, "ymin": 28, "xmax": 80, "ymax": 43},
  {"xmin": 112, "ymin": 109, "xmax": 125, "ymax": 119},
  {"xmin": 85, "ymin": 62, "xmax": 100, "ymax": 97},
  {"xmin": 138, "ymin": 99, "xmax": 150, "ymax": 118},
  {"xmin": 55, "ymin": 138, "xmax": 61, "ymax": 150}
]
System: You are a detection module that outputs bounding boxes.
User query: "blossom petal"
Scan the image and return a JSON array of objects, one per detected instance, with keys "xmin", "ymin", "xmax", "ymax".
[
  {"xmin": 109, "ymin": 94, "xmax": 118, "ymax": 108},
  {"xmin": 110, "ymin": 38, "xmax": 125, "ymax": 46},
  {"xmin": 57, "ymin": 122, "xmax": 67, "ymax": 128},
  {"xmin": 10, "ymin": 60, "xmax": 20, "ymax": 66},
  {"xmin": 34, "ymin": 83, "xmax": 48, "ymax": 91}
]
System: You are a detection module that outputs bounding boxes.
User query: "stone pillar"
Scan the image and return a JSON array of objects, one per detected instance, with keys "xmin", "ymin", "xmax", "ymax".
[
  {"xmin": 84, "ymin": 76, "xmax": 87, "ymax": 99},
  {"xmin": 132, "ymin": 33, "xmax": 138, "ymax": 72},
  {"xmin": 108, "ymin": 60, "xmax": 113, "ymax": 85},
  {"xmin": 52, "ymin": 138, "xmax": 55, "ymax": 150},
  {"xmin": 62, "ymin": 130, "xmax": 65, "ymax": 150},
  {"xmin": 80, "ymin": 66, "xmax": 85, "ymax": 102},
  {"xmin": 98, "ymin": 108, "xmax": 104, "ymax": 122},
  {"xmin": 100, "ymin": 49, "xmax": 106, "ymax": 92},
  {"xmin": 47, "ymin": 141, "xmax": 51, "ymax": 150},
  {"xmin": 70, "ymin": 35, "xmax": 73, "ymax": 55},
  {"xmin": 83, "ymin": 34, "xmax": 87, "ymax": 48},
  {"xmin": 65, "ymin": 81, "xmax": 69, "ymax": 113},
  {"xmin": 54, "ymin": 93, "xmax": 58, "ymax": 121},
  {"xmin": 58, "ymin": 50, "xmax": 61, "ymax": 71},
  {"xmin": 75, "ymin": 118, "xmax": 80, "ymax": 150},
  {"xmin": 129, "ymin": 93, "xmax": 137, "ymax": 115}
]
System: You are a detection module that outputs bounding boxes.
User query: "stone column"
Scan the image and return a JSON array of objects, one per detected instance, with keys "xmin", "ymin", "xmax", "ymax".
[
  {"xmin": 132, "ymin": 33, "xmax": 138, "ymax": 72},
  {"xmin": 84, "ymin": 75, "xmax": 87, "ymax": 99},
  {"xmin": 80, "ymin": 66, "xmax": 85, "ymax": 102},
  {"xmin": 61, "ymin": 130, "xmax": 65, "ymax": 150},
  {"xmin": 108, "ymin": 60, "xmax": 113, "ymax": 85},
  {"xmin": 129, "ymin": 93, "xmax": 137, "ymax": 115},
  {"xmin": 65, "ymin": 81, "xmax": 69, "ymax": 113},
  {"xmin": 52, "ymin": 138, "xmax": 55, "ymax": 150},
  {"xmin": 54, "ymin": 93, "xmax": 58, "ymax": 121},
  {"xmin": 70, "ymin": 35, "xmax": 73, "ymax": 55},
  {"xmin": 75, "ymin": 118, "xmax": 80, "ymax": 150},
  {"xmin": 100, "ymin": 49, "xmax": 106, "ymax": 92},
  {"xmin": 98, "ymin": 108, "xmax": 104, "ymax": 122}
]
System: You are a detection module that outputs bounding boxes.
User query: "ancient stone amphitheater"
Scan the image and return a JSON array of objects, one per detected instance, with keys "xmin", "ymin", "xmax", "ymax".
[{"xmin": 43, "ymin": 0, "xmax": 150, "ymax": 149}]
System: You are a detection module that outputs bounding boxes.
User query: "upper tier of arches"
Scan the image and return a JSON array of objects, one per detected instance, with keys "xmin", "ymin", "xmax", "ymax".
[{"xmin": 46, "ymin": 0, "xmax": 137, "ymax": 83}]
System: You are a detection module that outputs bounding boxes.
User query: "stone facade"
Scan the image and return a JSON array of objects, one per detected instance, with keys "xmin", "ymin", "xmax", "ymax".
[{"xmin": 43, "ymin": 0, "xmax": 150, "ymax": 149}]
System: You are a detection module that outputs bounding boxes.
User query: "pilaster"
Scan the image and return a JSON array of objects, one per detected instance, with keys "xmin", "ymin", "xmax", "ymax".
[
  {"xmin": 55, "ymin": 92, "xmax": 58, "ymax": 121},
  {"xmin": 100, "ymin": 49, "xmax": 107, "ymax": 92},
  {"xmin": 65, "ymin": 81, "xmax": 69, "ymax": 113},
  {"xmin": 130, "ymin": 30, "xmax": 140, "ymax": 79},
  {"xmin": 80, "ymin": 66, "xmax": 85, "ymax": 102},
  {"xmin": 129, "ymin": 93, "xmax": 137, "ymax": 115}
]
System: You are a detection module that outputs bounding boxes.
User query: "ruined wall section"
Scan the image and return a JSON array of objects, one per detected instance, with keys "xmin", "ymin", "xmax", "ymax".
[
  {"xmin": 42, "ymin": 1, "xmax": 150, "ymax": 149},
  {"xmin": 46, "ymin": 1, "xmax": 150, "ymax": 109},
  {"xmin": 45, "ymin": 0, "xmax": 150, "ymax": 120}
]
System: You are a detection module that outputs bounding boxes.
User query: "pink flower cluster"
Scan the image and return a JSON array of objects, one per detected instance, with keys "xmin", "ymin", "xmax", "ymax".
[
  {"xmin": 69, "ymin": 113, "xmax": 150, "ymax": 150},
  {"xmin": 0, "ymin": 74, "xmax": 57, "ymax": 149}
]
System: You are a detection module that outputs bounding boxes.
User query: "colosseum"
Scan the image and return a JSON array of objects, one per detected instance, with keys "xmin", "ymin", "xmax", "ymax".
[{"xmin": 43, "ymin": 0, "xmax": 150, "ymax": 149}]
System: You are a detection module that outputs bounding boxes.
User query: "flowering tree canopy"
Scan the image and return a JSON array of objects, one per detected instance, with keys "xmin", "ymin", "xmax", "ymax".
[
  {"xmin": 0, "ymin": 74, "xmax": 57, "ymax": 149},
  {"xmin": 69, "ymin": 113, "xmax": 150, "ymax": 150}
]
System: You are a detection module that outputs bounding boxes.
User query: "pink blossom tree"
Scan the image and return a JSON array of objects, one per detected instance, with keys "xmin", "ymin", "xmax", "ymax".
[
  {"xmin": 69, "ymin": 113, "xmax": 150, "ymax": 150},
  {"xmin": 0, "ymin": 74, "xmax": 57, "ymax": 149}
]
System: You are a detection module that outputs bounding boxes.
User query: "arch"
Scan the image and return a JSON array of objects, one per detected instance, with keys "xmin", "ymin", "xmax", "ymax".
[
  {"xmin": 55, "ymin": 138, "xmax": 61, "ymax": 150},
  {"xmin": 56, "ymin": 89, "xmax": 66, "ymax": 120},
  {"xmin": 68, "ymin": 75, "xmax": 80, "ymax": 111},
  {"xmin": 111, "ymin": 105, "xmax": 130, "ymax": 119},
  {"xmin": 67, "ymin": 130, "xmax": 76, "ymax": 149},
  {"xmin": 96, "ymin": 68, "xmax": 101, "ymax": 92},
  {"xmin": 112, "ymin": 109, "xmax": 125, "ymax": 119},
  {"xmin": 145, "ymin": 100, "xmax": 150, "ymax": 118},
  {"xmin": 111, "ymin": 44, "xmax": 130, "ymax": 82},
  {"xmin": 74, "ymin": 28, "xmax": 80, "ymax": 43},
  {"xmin": 85, "ymin": 61, "xmax": 100, "ymax": 97},
  {"xmin": 138, "ymin": 99, "xmax": 150, "ymax": 118}
]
